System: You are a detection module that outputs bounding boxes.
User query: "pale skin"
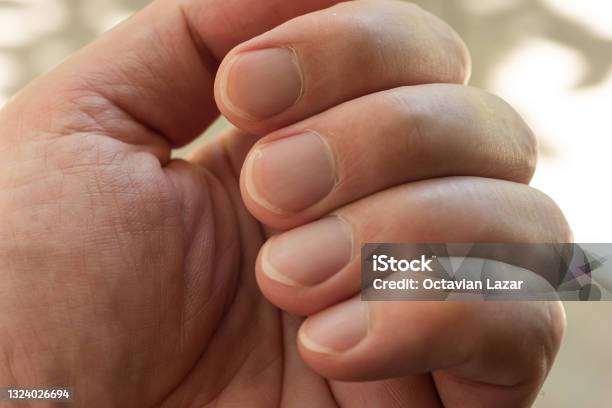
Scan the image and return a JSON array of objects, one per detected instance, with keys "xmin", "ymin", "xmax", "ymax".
[{"xmin": 0, "ymin": 0, "xmax": 571, "ymax": 407}]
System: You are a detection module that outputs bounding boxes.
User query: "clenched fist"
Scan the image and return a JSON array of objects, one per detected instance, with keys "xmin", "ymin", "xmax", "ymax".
[{"xmin": 0, "ymin": 1, "xmax": 570, "ymax": 407}]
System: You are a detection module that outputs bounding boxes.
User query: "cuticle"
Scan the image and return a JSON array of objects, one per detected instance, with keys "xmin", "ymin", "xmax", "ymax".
[{"xmin": 284, "ymin": 45, "xmax": 306, "ymax": 106}]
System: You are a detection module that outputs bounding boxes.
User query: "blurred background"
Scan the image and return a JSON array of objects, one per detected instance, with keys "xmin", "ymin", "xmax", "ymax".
[{"xmin": 0, "ymin": 0, "xmax": 610, "ymax": 406}]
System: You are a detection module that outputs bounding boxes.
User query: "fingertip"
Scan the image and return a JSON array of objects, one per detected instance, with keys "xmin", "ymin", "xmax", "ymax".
[
  {"xmin": 215, "ymin": 45, "xmax": 304, "ymax": 136},
  {"xmin": 254, "ymin": 216, "xmax": 356, "ymax": 315},
  {"xmin": 300, "ymin": 299, "xmax": 370, "ymax": 354},
  {"xmin": 239, "ymin": 138, "xmax": 338, "ymax": 231},
  {"xmin": 220, "ymin": 47, "xmax": 303, "ymax": 116},
  {"xmin": 296, "ymin": 299, "xmax": 374, "ymax": 381}
]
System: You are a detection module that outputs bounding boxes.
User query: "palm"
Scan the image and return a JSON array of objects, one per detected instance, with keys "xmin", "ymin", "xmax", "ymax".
[
  {"xmin": 0, "ymin": 124, "xmax": 268, "ymax": 406},
  {"xmin": 0, "ymin": 101, "xmax": 427, "ymax": 406},
  {"xmin": 0, "ymin": 122, "xmax": 325, "ymax": 407}
]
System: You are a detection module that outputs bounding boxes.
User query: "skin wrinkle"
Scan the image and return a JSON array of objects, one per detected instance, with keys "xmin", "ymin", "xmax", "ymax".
[
  {"xmin": 0, "ymin": 0, "xmax": 571, "ymax": 406},
  {"xmin": 197, "ymin": 304, "xmax": 271, "ymax": 407},
  {"xmin": 175, "ymin": 173, "xmax": 232, "ymax": 332},
  {"xmin": 60, "ymin": 87, "xmax": 172, "ymax": 161},
  {"xmin": 157, "ymin": 151, "xmax": 257, "ymax": 407},
  {"xmin": 185, "ymin": 150, "xmax": 244, "ymax": 325},
  {"xmin": 198, "ymin": 151, "xmax": 244, "ymax": 313},
  {"xmin": 17, "ymin": 135, "xmax": 179, "ymax": 404},
  {"xmin": 203, "ymin": 306, "xmax": 278, "ymax": 406}
]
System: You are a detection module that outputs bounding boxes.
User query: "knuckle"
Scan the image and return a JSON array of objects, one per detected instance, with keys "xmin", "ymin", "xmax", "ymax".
[
  {"xmin": 326, "ymin": 1, "xmax": 471, "ymax": 84},
  {"xmin": 377, "ymin": 88, "xmax": 428, "ymax": 155},
  {"xmin": 430, "ymin": 22, "xmax": 472, "ymax": 84},
  {"xmin": 398, "ymin": 1, "xmax": 472, "ymax": 83},
  {"xmin": 384, "ymin": 85, "xmax": 539, "ymax": 183},
  {"xmin": 465, "ymin": 88, "xmax": 539, "ymax": 182},
  {"xmin": 325, "ymin": 3, "xmax": 395, "ymax": 50}
]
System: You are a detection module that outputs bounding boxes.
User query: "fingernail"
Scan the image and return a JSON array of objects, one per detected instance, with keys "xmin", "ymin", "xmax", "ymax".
[
  {"xmin": 245, "ymin": 132, "xmax": 336, "ymax": 213},
  {"xmin": 300, "ymin": 299, "xmax": 369, "ymax": 354},
  {"xmin": 221, "ymin": 48, "xmax": 304, "ymax": 119},
  {"xmin": 262, "ymin": 216, "xmax": 353, "ymax": 287}
]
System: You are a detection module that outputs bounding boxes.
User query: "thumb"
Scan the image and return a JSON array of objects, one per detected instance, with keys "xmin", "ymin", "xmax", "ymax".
[{"xmin": 0, "ymin": 0, "xmax": 342, "ymax": 151}]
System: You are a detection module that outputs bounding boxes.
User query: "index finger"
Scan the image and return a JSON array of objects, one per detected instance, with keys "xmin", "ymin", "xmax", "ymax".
[{"xmin": 215, "ymin": 1, "xmax": 471, "ymax": 135}]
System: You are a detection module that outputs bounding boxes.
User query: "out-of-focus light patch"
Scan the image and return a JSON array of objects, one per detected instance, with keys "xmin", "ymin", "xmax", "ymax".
[
  {"xmin": 459, "ymin": 0, "xmax": 524, "ymax": 15},
  {"xmin": 96, "ymin": 10, "xmax": 133, "ymax": 34},
  {"xmin": 31, "ymin": 39, "xmax": 75, "ymax": 74},
  {"xmin": 492, "ymin": 38, "xmax": 612, "ymax": 241},
  {"xmin": 80, "ymin": 1, "xmax": 133, "ymax": 34},
  {"xmin": 493, "ymin": 38, "xmax": 587, "ymax": 99},
  {"xmin": 0, "ymin": 0, "xmax": 66, "ymax": 48},
  {"xmin": 0, "ymin": 8, "xmax": 30, "ymax": 47},
  {"xmin": 172, "ymin": 117, "xmax": 229, "ymax": 159},
  {"xmin": 0, "ymin": 53, "xmax": 18, "ymax": 92},
  {"xmin": 0, "ymin": 53, "xmax": 19, "ymax": 107},
  {"xmin": 542, "ymin": 0, "xmax": 612, "ymax": 39}
]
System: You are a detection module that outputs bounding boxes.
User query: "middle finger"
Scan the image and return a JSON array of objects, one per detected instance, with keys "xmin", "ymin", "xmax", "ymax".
[{"xmin": 241, "ymin": 84, "xmax": 537, "ymax": 230}]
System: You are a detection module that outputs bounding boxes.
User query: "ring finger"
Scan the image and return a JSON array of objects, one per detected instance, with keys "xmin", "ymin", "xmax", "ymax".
[{"xmin": 256, "ymin": 177, "xmax": 571, "ymax": 315}]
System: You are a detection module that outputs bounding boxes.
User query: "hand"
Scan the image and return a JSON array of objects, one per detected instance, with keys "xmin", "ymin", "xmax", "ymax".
[{"xmin": 0, "ymin": 1, "xmax": 570, "ymax": 407}]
